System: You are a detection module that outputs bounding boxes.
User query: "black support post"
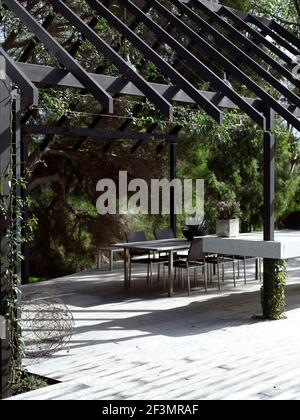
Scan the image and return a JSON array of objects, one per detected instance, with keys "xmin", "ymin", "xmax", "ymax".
[
  {"xmin": 21, "ymin": 135, "xmax": 29, "ymax": 285},
  {"xmin": 262, "ymin": 108, "xmax": 286, "ymax": 320},
  {"xmin": 263, "ymin": 108, "xmax": 275, "ymax": 241},
  {"xmin": 170, "ymin": 140, "xmax": 177, "ymax": 237},
  {"xmin": 0, "ymin": 81, "xmax": 12, "ymax": 400}
]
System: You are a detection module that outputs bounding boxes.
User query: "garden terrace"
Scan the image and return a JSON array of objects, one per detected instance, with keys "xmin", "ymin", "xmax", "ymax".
[{"xmin": 1, "ymin": 0, "xmax": 300, "ymax": 400}]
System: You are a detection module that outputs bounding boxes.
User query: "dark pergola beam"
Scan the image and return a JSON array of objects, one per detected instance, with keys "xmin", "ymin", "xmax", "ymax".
[
  {"xmin": 21, "ymin": 125, "xmax": 178, "ymax": 141},
  {"xmin": 270, "ymin": 20, "xmax": 300, "ymax": 51},
  {"xmin": 247, "ymin": 14, "xmax": 300, "ymax": 58},
  {"xmin": 171, "ymin": 0, "xmax": 300, "ymax": 132},
  {"xmin": 51, "ymin": 0, "xmax": 173, "ymax": 119},
  {"xmin": 222, "ymin": 7, "xmax": 294, "ymax": 66},
  {"xmin": 85, "ymin": 0, "xmax": 223, "ymax": 124},
  {"xmin": 125, "ymin": 0, "xmax": 265, "ymax": 129},
  {"xmin": 184, "ymin": 0, "xmax": 269, "ymax": 23},
  {"xmin": 17, "ymin": 62, "xmax": 300, "ymax": 118},
  {"xmin": 18, "ymin": 13, "xmax": 55, "ymax": 63},
  {"xmin": 194, "ymin": 1, "xmax": 300, "ymax": 101},
  {"xmin": 0, "ymin": 46, "xmax": 38, "ymax": 106},
  {"xmin": 2, "ymin": 0, "xmax": 113, "ymax": 113}
]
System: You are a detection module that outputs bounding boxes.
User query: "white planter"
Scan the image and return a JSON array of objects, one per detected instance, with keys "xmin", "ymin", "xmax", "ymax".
[
  {"xmin": 0, "ymin": 315, "xmax": 6, "ymax": 339},
  {"xmin": 216, "ymin": 219, "xmax": 240, "ymax": 238}
]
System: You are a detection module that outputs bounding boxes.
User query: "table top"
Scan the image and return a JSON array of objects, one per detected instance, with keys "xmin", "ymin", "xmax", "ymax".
[
  {"xmin": 114, "ymin": 230, "xmax": 300, "ymax": 259},
  {"xmin": 113, "ymin": 238, "xmax": 192, "ymax": 252},
  {"xmin": 203, "ymin": 230, "xmax": 300, "ymax": 259}
]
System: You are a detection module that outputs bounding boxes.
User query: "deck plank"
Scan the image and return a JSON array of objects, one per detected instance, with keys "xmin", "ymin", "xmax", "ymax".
[{"xmin": 8, "ymin": 259, "xmax": 300, "ymax": 400}]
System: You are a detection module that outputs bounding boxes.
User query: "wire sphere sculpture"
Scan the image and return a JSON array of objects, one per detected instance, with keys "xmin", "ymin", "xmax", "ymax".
[{"xmin": 21, "ymin": 293, "xmax": 74, "ymax": 358}]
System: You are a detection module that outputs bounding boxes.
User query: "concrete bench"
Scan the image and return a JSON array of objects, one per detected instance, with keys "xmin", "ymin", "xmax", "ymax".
[{"xmin": 97, "ymin": 246, "xmax": 124, "ymax": 271}]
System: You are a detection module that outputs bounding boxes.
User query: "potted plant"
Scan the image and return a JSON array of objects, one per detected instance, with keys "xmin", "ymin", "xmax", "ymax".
[
  {"xmin": 182, "ymin": 215, "xmax": 208, "ymax": 241},
  {"xmin": 216, "ymin": 200, "xmax": 241, "ymax": 237}
]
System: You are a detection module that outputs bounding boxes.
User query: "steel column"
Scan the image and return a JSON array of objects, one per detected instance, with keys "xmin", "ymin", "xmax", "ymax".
[
  {"xmin": 263, "ymin": 108, "xmax": 275, "ymax": 241},
  {"xmin": 170, "ymin": 140, "xmax": 177, "ymax": 236},
  {"xmin": 0, "ymin": 81, "xmax": 12, "ymax": 399}
]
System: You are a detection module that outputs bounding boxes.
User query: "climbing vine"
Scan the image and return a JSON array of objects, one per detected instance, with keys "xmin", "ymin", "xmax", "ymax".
[
  {"xmin": 261, "ymin": 259, "xmax": 287, "ymax": 320},
  {"xmin": 0, "ymin": 150, "xmax": 37, "ymax": 393}
]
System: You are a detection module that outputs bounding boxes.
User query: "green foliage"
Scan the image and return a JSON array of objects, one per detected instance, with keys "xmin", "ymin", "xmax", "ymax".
[
  {"xmin": 12, "ymin": 372, "xmax": 49, "ymax": 396},
  {"xmin": 0, "ymin": 161, "xmax": 36, "ymax": 393},
  {"xmin": 261, "ymin": 259, "xmax": 287, "ymax": 320},
  {"xmin": 217, "ymin": 200, "xmax": 241, "ymax": 220}
]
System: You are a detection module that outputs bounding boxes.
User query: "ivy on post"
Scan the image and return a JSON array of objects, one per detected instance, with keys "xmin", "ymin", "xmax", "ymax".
[
  {"xmin": 262, "ymin": 107, "xmax": 286, "ymax": 320},
  {"xmin": 262, "ymin": 259, "xmax": 286, "ymax": 320},
  {"xmin": 0, "ymin": 77, "xmax": 13, "ymax": 399},
  {"xmin": 0, "ymin": 76, "xmax": 23, "ymax": 398}
]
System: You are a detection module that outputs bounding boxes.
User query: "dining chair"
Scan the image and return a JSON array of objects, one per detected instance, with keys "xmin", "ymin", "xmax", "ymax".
[
  {"xmin": 235, "ymin": 255, "xmax": 262, "ymax": 283},
  {"xmin": 163, "ymin": 237, "xmax": 207, "ymax": 296},
  {"xmin": 125, "ymin": 231, "xmax": 166, "ymax": 286},
  {"xmin": 154, "ymin": 228, "xmax": 175, "ymax": 240},
  {"xmin": 205, "ymin": 254, "xmax": 236, "ymax": 290},
  {"xmin": 154, "ymin": 228, "xmax": 187, "ymax": 261}
]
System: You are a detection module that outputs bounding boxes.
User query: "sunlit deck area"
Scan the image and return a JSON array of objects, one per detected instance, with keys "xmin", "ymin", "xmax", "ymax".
[{"xmin": 10, "ymin": 259, "xmax": 300, "ymax": 400}]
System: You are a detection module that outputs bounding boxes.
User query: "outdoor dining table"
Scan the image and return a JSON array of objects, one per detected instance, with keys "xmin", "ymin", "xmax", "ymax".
[
  {"xmin": 114, "ymin": 238, "xmax": 192, "ymax": 297},
  {"xmin": 113, "ymin": 232, "xmax": 273, "ymax": 296}
]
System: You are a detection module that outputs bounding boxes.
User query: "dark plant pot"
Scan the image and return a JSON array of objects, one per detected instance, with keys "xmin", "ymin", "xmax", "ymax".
[{"xmin": 182, "ymin": 227, "xmax": 208, "ymax": 241}]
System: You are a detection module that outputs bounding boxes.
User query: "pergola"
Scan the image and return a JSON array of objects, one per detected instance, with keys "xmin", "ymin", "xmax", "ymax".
[{"xmin": 0, "ymin": 0, "xmax": 300, "ymax": 398}]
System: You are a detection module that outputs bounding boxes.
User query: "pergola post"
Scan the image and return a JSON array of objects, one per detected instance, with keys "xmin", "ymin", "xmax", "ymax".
[
  {"xmin": 0, "ymin": 84, "xmax": 22, "ymax": 398},
  {"xmin": 170, "ymin": 140, "xmax": 177, "ymax": 236},
  {"xmin": 0, "ymin": 82, "xmax": 12, "ymax": 399},
  {"xmin": 263, "ymin": 108, "xmax": 275, "ymax": 242},
  {"xmin": 21, "ymin": 134, "xmax": 29, "ymax": 285},
  {"xmin": 262, "ymin": 107, "xmax": 286, "ymax": 320}
]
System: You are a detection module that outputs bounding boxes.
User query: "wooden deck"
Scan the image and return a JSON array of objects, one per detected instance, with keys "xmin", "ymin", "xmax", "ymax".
[{"xmin": 9, "ymin": 259, "xmax": 300, "ymax": 400}]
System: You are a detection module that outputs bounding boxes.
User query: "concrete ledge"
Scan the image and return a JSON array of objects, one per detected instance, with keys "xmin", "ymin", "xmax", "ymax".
[{"xmin": 203, "ymin": 230, "xmax": 300, "ymax": 259}]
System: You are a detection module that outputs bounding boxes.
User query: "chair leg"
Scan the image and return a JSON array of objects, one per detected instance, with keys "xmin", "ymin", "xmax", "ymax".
[
  {"xmin": 146, "ymin": 262, "xmax": 149, "ymax": 284},
  {"xmin": 259, "ymin": 258, "xmax": 262, "ymax": 282},
  {"xmin": 233, "ymin": 260, "xmax": 236, "ymax": 287},
  {"xmin": 222, "ymin": 264, "xmax": 225, "ymax": 282},
  {"xmin": 217, "ymin": 259, "xmax": 221, "ymax": 291},
  {"xmin": 243, "ymin": 257, "xmax": 247, "ymax": 284},
  {"xmin": 110, "ymin": 251, "xmax": 114, "ymax": 272},
  {"xmin": 255, "ymin": 258, "xmax": 259, "ymax": 280},
  {"xmin": 203, "ymin": 264, "xmax": 207, "ymax": 292},
  {"xmin": 187, "ymin": 269, "xmax": 191, "ymax": 296},
  {"xmin": 163, "ymin": 265, "xmax": 166, "ymax": 291},
  {"xmin": 157, "ymin": 264, "xmax": 160, "ymax": 283},
  {"xmin": 238, "ymin": 259, "xmax": 240, "ymax": 279},
  {"xmin": 149, "ymin": 262, "xmax": 153, "ymax": 287},
  {"xmin": 194, "ymin": 268, "xmax": 197, "ymax": 287},
  {"xmin": 129, "ymin": 260, "xmax": 132, "ymax": 286}
]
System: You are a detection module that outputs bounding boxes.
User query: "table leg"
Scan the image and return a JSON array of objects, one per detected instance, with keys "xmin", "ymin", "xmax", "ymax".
[
  {"xmin": 168, "ymin": 250, "xmax": 174, "ymax": 297},
  {"xmin": 110, "ymin": 250, "xmax": 114, "ymax": 272},
  {"xmin": 97, "ymin": 250, "xmax": 101, "ymax": 270},
  {"xmin": 255, "ymin": 258, "xmax": 259, "ymax": 280},
  {"xmin": 124, "ymin": 248, "xmax": 130, "ymax": 290}
]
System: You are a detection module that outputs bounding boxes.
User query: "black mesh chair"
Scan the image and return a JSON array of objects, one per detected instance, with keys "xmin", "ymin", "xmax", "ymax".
[
  {"xmin": 154, "ymin": 228, "xmax": 175, "ymax": 240},
  {"xmin": 205, "ymin": 254, "xmax": 236, "ymax": 289},
  {"xmin": 235, "ymin": 255, "xmax": 262, "ymax": 283},
  {"xmin": 154, "ymin": 228, "xmax": 187, "ymax": 260},
  {"xmin": 125, "ymin": 231, "xmax": 166, "ymax": 286},
  {"xmin": 163, "ymin": 237, "xmax": 207, "ymax": 296}
]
